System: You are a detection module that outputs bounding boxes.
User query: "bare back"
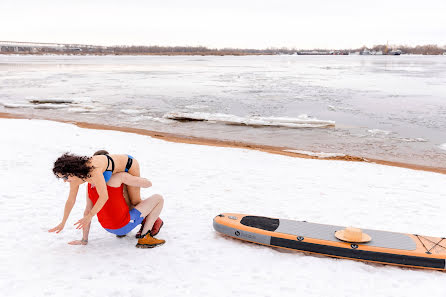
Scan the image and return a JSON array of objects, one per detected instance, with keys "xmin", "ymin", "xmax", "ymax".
[
  {"xmin": 90, "ymin": 154, "xmax": 134, "ymax": 174},
  {"xmin": 89, "ymin": 154, "xmax": 141, "ymax": 206}
]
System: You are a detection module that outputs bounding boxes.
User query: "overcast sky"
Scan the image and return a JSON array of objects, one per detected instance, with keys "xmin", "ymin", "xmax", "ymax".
[{"xmin": 1, "ymin": 0, "xmax": 445, "ymax": 49}]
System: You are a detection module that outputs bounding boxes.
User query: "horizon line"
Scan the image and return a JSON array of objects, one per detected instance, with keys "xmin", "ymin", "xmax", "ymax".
[{"xmin": 1, "ymin": 40, "xmax": 446, "ymax": 51}]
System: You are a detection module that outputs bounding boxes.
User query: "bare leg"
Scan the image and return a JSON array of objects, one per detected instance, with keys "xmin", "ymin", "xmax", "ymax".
[
  {"xmin": 127, "ymin": 159, "xmax": 142, "ymax": 206},
  {"xmin": 134, "ymin": 194, "xmax": 164, "ymax": 235},
  {"xmin": 122, "ymin": 185, "xmax": 134, "ymax": 210}
]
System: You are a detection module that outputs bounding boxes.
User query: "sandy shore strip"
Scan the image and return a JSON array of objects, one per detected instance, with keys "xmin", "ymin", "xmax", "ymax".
[{"xmin": 1, "ymin": 111, "xmax": 445, "ymax": 175}]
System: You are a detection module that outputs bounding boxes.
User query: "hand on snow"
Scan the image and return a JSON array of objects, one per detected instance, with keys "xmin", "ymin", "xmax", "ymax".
[
  {"xmin": 48, "ymin": 222, "xmax": 65, "ymax": 233},
  {"xmin": 74, "ymin": 214, "xmax": 93, "ymax": 230}
]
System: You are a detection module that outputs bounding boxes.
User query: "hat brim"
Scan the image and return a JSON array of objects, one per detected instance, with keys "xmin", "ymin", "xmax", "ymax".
[{"xmin": 335, "ymin": 230, "xmax": 371, "ymax": 243}]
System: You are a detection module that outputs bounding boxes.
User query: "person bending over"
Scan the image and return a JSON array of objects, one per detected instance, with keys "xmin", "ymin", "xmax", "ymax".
[
  {"xmin": 49, "ymin": 153, "xmax": 143, "ymax": 234},
  {"xmin": 51, "ymin": 171, "xmax": 165, "ymax": 248},
  {"xmin": 92, "ymin": 150, "xmax": 162, "ymax": 238}
]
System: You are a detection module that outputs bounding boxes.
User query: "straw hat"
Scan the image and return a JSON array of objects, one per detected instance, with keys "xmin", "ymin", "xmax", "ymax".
[{"xmin": 335, "ymin": 227, "xmax": 371, "ymax": 243}]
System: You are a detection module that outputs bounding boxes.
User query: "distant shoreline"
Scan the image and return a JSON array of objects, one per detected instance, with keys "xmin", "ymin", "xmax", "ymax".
[
  {"xmin": 1, "ymin": 41, "xmax": 445, "ymax": 56},
  {"xmin": 0, "ymin": 52, "xmax": 274, "ymax": 56},
  {"xmin": 1, "ymin": 52, "xmax": 445, "ymax": 56},
  {"xmin": 1, "ymin": 112, "xmax": 445, "ymax": 175}
]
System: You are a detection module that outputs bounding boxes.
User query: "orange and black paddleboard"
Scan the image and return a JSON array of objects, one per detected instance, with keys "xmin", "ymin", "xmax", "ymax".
[{"xmin": 213, "ymin": 213, "xmax": 446, "ymax": 271}]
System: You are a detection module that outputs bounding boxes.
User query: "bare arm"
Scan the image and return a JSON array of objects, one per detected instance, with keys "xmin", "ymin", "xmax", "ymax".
[
  {"xmin": 69, "ymin": 190, "xmax": 93, "ymax": 245},
  {"xmin": 82, "ymin": 197, "xmax": 93, "ymax": 241},
  {"xmin": 62, "ymin": 183, "xmax": 79, "ymax": 222},
  {"xmin": 88, "ymin": 174, "xmax": 109, "ymax": 217},
  {"xmin": 74, "ymin": 171, "xmax": 109, "ymax": 230},
  {"xmin": 49, "ymin": 182, "xmax": 80, "ymax": 233}
]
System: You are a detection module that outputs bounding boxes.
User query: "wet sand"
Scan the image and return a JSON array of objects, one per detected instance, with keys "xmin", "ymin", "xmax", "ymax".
[{"xmin": 1, "ymin": 111, "xmax": 445, "ymax": 175}]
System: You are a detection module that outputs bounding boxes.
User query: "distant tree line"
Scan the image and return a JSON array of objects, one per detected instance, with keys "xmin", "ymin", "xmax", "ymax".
[
  {"xmin": 109, "ymin": 45, "xmax": 280, "ymax": 55},
  {"xmin": 0, "ymin": 43, "xmax": 445, "ymax": 55},
  {"xmin": 363, "ymin": 44, "xmax": 445, "ymax": 55},
  {"xmin": 0, "ymin": 44, "xmax": 278, "ymax": 55}
]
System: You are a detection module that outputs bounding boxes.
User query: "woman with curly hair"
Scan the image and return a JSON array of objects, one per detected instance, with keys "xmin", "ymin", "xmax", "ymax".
[
  {"xmin": 49, "ymin": 153, "xmax": 143, "ymax": 233},
  {"xmin": 89, "ymin": 150, "xmax": 163, "ymax": 239},
  {"xmin": 67, "ymin": 170, "xmax": 165, "ymax": 248}
]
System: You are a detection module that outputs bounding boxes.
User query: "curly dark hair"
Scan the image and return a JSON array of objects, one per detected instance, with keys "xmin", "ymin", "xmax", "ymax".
[{"xmin": 53, "ymin": 153, "xmax": 94, "ymax": 179}]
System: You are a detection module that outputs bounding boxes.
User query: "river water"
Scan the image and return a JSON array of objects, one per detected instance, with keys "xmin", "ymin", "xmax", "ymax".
[{"xmin": 1, "ymin": 54, "xmax": 445, "ymax": 168}]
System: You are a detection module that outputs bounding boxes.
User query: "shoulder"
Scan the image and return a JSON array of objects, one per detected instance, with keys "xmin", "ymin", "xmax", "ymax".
[
  {"xmin": 89, "ymin": 156, "xmax": 107, "ymax": 172},
  {"xmin": 90, "ymin": 155, "xmax": 105, "ymax": 165}
]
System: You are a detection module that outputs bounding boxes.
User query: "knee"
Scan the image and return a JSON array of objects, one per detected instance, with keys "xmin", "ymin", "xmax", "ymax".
[{"xmin": 153, "ymin": 194, "xmax": 164, "ymax": 204}]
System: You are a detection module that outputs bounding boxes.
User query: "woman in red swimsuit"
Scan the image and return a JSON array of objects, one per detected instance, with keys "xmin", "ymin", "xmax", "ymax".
[
  {"xmin": 66, "ymin": 171, "xmax": 164, "ymax": 248},
  {"xmin": 49, "ymin": 152, "xmax": 143, "ymax": 234}
]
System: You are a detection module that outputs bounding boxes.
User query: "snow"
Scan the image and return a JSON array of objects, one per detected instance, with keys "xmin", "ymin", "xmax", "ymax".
[{"xmin": 1, "ymin": 118, "xmax": 446, "ymax": 297}]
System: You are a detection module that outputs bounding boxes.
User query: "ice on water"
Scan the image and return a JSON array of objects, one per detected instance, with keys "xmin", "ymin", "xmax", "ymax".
[
  {"xmin": 1, "ymin": 55, "xmax": 445, "ymax": 167},
  {"xmin": 164, "ymin": 111, "xmax": 335, "ymax": 128}
]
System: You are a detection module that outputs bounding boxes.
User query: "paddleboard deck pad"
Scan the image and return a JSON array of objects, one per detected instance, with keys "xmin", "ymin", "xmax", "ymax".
[{"xmin": 213, "ymin": 213, "xmax": 446, "ymax": 271}]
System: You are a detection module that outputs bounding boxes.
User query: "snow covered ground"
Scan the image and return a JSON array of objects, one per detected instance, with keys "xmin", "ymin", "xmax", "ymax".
[{"xmin": 1, "ymin": 118, "xmax": 446, "ymax": 297}]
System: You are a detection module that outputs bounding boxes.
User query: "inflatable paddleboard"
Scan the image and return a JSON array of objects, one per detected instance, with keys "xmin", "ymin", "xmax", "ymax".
[{"xmin": 213, "ymin": 213, "xmax": 446, "ymax": 271}]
